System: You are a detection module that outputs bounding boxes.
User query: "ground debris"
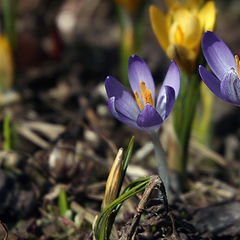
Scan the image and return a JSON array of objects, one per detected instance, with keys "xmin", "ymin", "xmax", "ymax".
[
  {"xmin": 119, "ymin": 176, "xmax": 201, "ymax": 240},
  {"xmin": 191, "ymin": 200, "xmax": 240, "ymax": 238},
  {"xmin": 0, "ymin": 169, "xmax": 36, "ymax": 221},
  {"xmin": 0, "ymin": 221, "xmax": 8, "ymax": 240}
]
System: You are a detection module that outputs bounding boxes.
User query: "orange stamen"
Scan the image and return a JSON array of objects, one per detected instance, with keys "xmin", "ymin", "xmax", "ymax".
[
  {"xmin": 134, "ymin": 91, "xmax": 143, "ymax": 110},
  {"xmin": 140, "ymin": 81, "xmax": 147, "ymax": 106},
  {"xmin": 135, "ymin": 80, "xmax": 154, "ymax": 110},
  {"xmin": 145, "ymin": 89, "xmax": 154, "ymax": 107},
  {"xmin": 235, "ymin": 55, "xmax": 240, "ymax": 79}
]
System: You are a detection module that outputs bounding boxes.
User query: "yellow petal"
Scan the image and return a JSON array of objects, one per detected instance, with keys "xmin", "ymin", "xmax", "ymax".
[
  {"xmin": 169, "ymin": 22, "xmax": 183, "ymax": 45},
  {"xmin": 175, "ymin": 24, "xmax": 184, "ymax": 45},
  {"xmin": 198, "ymin": 1, "xmax": 216, "ymax": 31},
  {"xmin": 183, "ymin": 14, "xmax": 201, "ymax": 48},
  {"xmin": 169, "ymin": 8, "xmax": 201, "ymax": 49},
  {"xmin": 172, "ymin": 7, "xmax": 190, "ymax": 26},
  {"xmin": 149, "ymin": 5, "xmax": 169, "ymax": 51},
  {"xmin": 0, "ymin": 35, "xmax": 14, "ymax": 91}
]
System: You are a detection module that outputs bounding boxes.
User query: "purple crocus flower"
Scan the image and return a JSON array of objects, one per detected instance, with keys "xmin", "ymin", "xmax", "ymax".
[
  {"xmin": 105, "ymin": 55, "xmax": 180, "ymax": 134},
  {"xmin": 199, "ymin": 31, "xmax": 240, "ymax": 106}
]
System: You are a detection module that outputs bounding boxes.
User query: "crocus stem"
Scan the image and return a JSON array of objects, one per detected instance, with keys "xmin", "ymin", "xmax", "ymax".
[
  {"xmin": 133, "ymin": 2, "xmax": 144, "ymax": 53},
  {"xmin": 151, "ymin": 132, "xmax": 169, "ymax": 197},
  {"xmin": 116, "ymin": 4, "xmax": 144, "ymax": 87},
  {"xmin": 117, "ymin": 5, "xmax": 133, "ymax": 86},
  {"xmin": 171, "ymin": 72, "xmax": 201, "ymax": 191},
  {"xmin": 180, "ymin": 74, "xmax": 200, "ymax": 167},
  {"xmin": 2, "ymin": 0, "xmax": 18, "ymax": 52},
  {"xmin": 193, "ymin": 82, "xmax": 213, "ymax": 145},
  {"xmin": 3, "ymin": 114, "xmax": 12, "ymax": 151}
]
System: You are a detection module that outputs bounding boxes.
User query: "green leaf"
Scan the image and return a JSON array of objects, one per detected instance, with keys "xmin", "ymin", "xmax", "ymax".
[
  {"xmin": 3, "ymin": 114, "xmax": 12, "ymax": 151},
  {"xmin": 2, "ymin": 0, "xmax": 18, "ymax": 51},
  {"xmin": 118, "ymin": 136, "xmax": 134, "ymax": 195},
  {"xmin": 58, "ymin": 187, "xmax": 69, "ymax": 217},
  {"xmin": 94, "ymin": 177, "xmax": 150, "ymax": 240}
]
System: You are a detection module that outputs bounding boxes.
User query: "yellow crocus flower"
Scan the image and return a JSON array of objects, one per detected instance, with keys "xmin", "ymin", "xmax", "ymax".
[
  {"xmin": 115, "ymin": 0, "xmax": 141, "ymax": 14},
  {"xmin": 150, "ymin": 0, "xmax": 216, "ymax": 74},
  {"xmin": 0, "ymin": 35, "xmax": 14, "ymax": 91}
]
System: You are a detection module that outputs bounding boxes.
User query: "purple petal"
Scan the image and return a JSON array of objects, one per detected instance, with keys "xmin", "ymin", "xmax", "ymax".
[
  {"xmin": 128, "ymin": 55, "xmax": 155, "ymax": 104},
  {"xmin": 158, "ymin": 60, "xmax": 180, "ymax": 101},
  {"xmin": 202, "ymin": 31, "xmax": 236, "ymax": 81},
  {"xmin": 105, "ymin": 76, "xmax": 140, "ymax": 121},
  {"xmin": 220, "ymin": 68, "xmax": 240, "ymax": 105},
  {"xmin": 108, "ymin": 97, "xmax": 142, "ymax": 129},
  {"xmin": 136, "ymin": 103, "xmax": 163, "ymax": 128},
  {"xmin": 156, "ymin": 86, "xmax": 175, "ymax": 120},
  {"xmin": 199, "ymin": 65, "xmax": 222, "ymax": 98}
]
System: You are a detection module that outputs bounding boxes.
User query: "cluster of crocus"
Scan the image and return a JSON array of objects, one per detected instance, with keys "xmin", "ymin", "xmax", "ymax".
[
  {"xmin": 105, "ymin": 33, "xmax": 240, "ymax": 192},
  {"xmin": 105, "ymin": 55, "xmax": 180, "ymax": 135},
  {"xmin": 105, "ymin": 1, "xmax": 240, "ymax": 195},
  {"xmin": 149, "ymin": 0, "xmax": 216, "ymax": 74},
  {"xmin": 199, "ymin": 31, "xmax": 240, "ymax": 106}
]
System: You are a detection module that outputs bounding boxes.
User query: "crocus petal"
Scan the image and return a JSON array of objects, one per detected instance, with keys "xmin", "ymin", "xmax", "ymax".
[
  {"xmin": 136, "ymin": 103, "xmax": 163, "ymax": 128},
  {"xmin": 199, "ymin": 65, "xmax": 222, "ymax": 99},
  {"xmin": 156, "ymin": 86, "xmax": 175, "ymax": 120},
  {"xmin": 158, "ymin": 60, "xmax": 180, "ymax": 103},
  {"xmin": 149, "ymin": 5, "xmax": 169, "ymax": 51},
  {"xmin": 183, "ymin": 13, "xmax": 201, "ymax": 48},
  {"xmin": 202, "ymin": 31, "xmax": 236, "ymax": 81},
  {"xmin": 128, "ymin": 55, "xmax": 156, "ymax": 103},
  {"xmin": 220, "ymin": 69, "xmax": 240, "ymax": 105},
  {"xmin": 108, "ymin": 97, "xmax": 142, "ymax": 129},
  {"xmin": 171, "ymin": 8, "xmax": 200, "ymax": 48},
  {"xmin": 198, "ymin": 1, "xmax": 216, "ymax": 32},
  {"xmin": 105, "ymin": 76, "xmax": 140, "ymax": 120},
  {"xmin": 164, "ymin": 86, "xmax": 176, "ymax": 118}
]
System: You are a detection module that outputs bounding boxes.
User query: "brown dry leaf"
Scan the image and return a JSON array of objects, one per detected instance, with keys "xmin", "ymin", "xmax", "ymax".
[{"xmin": 18, "ymin": 121, "xmax": 65, "ymax": 148}]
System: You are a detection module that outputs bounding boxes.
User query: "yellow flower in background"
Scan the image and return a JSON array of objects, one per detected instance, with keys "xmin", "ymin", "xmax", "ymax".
[
  {"xmin": 115, "ymin": 0, "xmax": 141, "ymax": 14},
  {"xmin": 150, "ymin": 0, "xmax": 216, "ymax": 74},
  {"xmin": 0, "ymin": 35, "xmax": 14, "ymax": 91}
]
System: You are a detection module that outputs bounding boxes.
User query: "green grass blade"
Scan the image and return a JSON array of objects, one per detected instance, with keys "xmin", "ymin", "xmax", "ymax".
[
  {"xmin": 3, "ymin": 114, "xmax": 12, "ymax": 151},
  {"xmin": 95, "ymin": 177, "xmax": 150, "ymax": 239},
  {"xmin": 58, "ymin": 187, "xmax": 69, "ymax": 217}
]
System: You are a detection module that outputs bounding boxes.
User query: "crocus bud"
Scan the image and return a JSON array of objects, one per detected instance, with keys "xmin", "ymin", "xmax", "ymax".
[{"xmin": 102, "ymin": 148, "xmax": 123, "ymax": 209}]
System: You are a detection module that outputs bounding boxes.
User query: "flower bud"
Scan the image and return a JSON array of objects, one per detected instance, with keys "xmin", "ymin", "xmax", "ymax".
[{"xmin": 102, "ymin": 148, "xmax": 123, "ymax": 209}]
